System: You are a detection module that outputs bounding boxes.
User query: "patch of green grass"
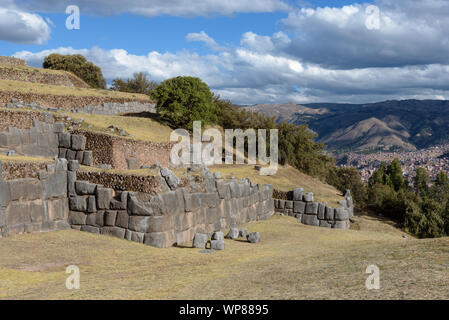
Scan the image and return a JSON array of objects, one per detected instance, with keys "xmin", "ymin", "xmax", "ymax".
[{"xmin": 0, "ymin": 215, "xmax": 448, "ymax": 299}]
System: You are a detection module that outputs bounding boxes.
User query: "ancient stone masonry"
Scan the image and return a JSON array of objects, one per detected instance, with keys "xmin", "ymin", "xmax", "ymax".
[
  {"xmin": 71, "ymin": 129, "xmax": 173, "ymax": 169},
  {"xmin": 73, "ymin": 102, "xmax": 156, "ymax": 115},
  {"xmin": 0, "ymin": 159, "xmax": 70, "ymax": 238},
  {"xmin": 273, "ymin": 188, "xmax": 353, "ymax": 229},
  {"xmin": 0, "ymin": 112, "xmax": 94, "ymax": 166},
  {"xmin": 4, "ymin": 99, "xmax": 155, "ymax": 115},
  {"xmin": 0, "ymin": 56, "xmax": 26, "ymax": 66},
  {"xmin": 1, "ymin": 94, "xmax": 151, "ymax": 111},
  {"xmin": 67, "ymin": 165, "xmax": 274, "ymax": 248}
]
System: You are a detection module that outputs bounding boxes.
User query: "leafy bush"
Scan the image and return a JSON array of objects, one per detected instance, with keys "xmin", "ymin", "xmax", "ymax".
[
  {"xmin": 150, "ymin": 76, "xmax": 218, "ymax": 129},
  {"xmin": 43, "ymin": 54, "xmax": 106, "ymax": 89}
]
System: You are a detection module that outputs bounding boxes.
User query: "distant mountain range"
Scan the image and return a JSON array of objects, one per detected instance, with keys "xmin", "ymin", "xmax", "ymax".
[{"xmin": 243, "ymin": 100, "xmax": 449, "ymax": 153}]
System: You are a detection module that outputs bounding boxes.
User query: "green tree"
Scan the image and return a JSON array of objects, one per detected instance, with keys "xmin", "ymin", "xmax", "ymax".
[
  {"xmin": 414, "ymin": 167, "xmax": 430, "ymax": 198},
  {"xmin": 430, "ymin": 171, "xmax": 449, "ymax": 202},
  {"xmin": 43, "ymin": 54, "xmax": 106, "ymax": 89},
  {"xmin": 386, "ymin": 158, "xmax": 407, "ymax": 191},
  {"xmin": 150, "ymin": 76, "xmax": 218, "ymax": 129},
  {"xmin": 111, "ymin": 72, "xmax": 157, "ymax": 95}
]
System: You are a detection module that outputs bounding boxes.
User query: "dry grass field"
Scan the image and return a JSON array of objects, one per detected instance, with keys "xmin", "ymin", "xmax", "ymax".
[
  {"xmin": 67, "ymin": 112, "xmax": 173, "ymax": 142},
  {"xmin": 0, "ymin": 214, "xmax": 448, "ymax": 300}
]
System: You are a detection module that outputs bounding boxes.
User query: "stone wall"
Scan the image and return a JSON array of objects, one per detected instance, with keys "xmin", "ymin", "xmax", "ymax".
[
  {"xmin": 73, "ymin": 102, "xmax": 156, "ymax": 115},
  {"xmin": 5, "ymin": 98, "xmax": 155, "ymax": 115},
  {"xmin": 273, "ymin": 188, "xmax": 353, "ymax": 229},
  {"xmin": 0, "ymin": 113, "xmax": 94, "ymax": 166},
  {"xmin": 0, "ymin": 93, "xmax": 151, "ymax": 111},
  {"xmin": 72, "ymin": 130, "xmax": 173, "ymax": 169},
  {"xmin": 0, "ymin": 110, "xmax": 46, "ymax": 131},
  {"xmin": 0, "ymin": 116, "xmax": 62, "ymax": 158},
  {"xmin": 76, "ymin": 171, "xmax": 205, "ymax": 194},
  {"xmin": 1, "ymin": 161, "xmax": 47, "ymax": 180},
  {"xmin": 68, "ymin": 165, "xmax": 274, "ymax": 248},
  {"xmin": 0, "ymin": 159, "xmax": 70, "ymax": 238},
  {"xmin": 0, "ymin": 56, "xmax": 26, "ymax": 66}
]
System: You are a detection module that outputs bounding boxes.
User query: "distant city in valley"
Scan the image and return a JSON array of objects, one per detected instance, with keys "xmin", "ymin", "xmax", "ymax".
[{"xmin": 337, "ymin": 144, "xmax": 449, "ymax": 183}]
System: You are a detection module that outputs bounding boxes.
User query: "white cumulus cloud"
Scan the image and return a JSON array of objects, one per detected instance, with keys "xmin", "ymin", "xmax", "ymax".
[{"xmin": 0, "ymin": 7, "xmax": 51, "ymax": 44}]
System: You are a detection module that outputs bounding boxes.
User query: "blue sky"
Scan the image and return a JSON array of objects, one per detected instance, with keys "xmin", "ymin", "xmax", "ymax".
[{"xmin": 1, "ymin": 0, "xmax": 448, "ymax": 105}]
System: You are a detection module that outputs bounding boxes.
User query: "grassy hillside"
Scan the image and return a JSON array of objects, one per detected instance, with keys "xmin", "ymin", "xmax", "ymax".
[
  {"xmin": 0, "ymin": 79, "xmax": 151, "ymax": 101},
  {"xmin": 1, "ymin": 214, "xmax": 448, "ymax": 299},
  {"xmin": 0, "ymin": 63, "xmax": 90, "ymax": 88}
]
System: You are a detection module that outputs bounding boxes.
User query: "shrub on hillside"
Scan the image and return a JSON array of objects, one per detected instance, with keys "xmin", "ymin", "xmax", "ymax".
[
  {"xmin": 43, "ymin": 54, "xmax": 106, "ymax": 89},
  {"xmin": 111, "ymin": 72, "xmax": 157, "ymax": 95},
  {"xmin": 150, "ymin": 76, "xmax": 218, "ymax": 129}
]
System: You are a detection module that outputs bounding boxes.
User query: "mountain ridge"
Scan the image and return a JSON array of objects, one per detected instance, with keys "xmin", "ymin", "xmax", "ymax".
[{"xmin": 243, "ymin": 99, "xmax": 449, "ymax": 153}]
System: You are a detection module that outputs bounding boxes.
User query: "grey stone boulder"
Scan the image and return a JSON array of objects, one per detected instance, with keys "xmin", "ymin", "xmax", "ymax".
[
  {"xmin": 225, "ymin": 227, "xmax": 239, "ymax": 239},
  {"xmin": 303, "ymin": 192, "xmax": 314, "ymax": 202},
  {"xmin": 247, "ymin": 232, "xmax": 261, "ymax": 243},
  {"xmin": 193, "ymin": 233, "xmax": 208, "ymax": 249},
  {"xmin": 239, "ymin": 228, "xmax": 248, "ymax": 238},
  {"xmin": 212, "ymin": 231, "xmax": 224, "ymax": 241},
  {"xmin": 210, "ymin": 239, "xmax": 225, "ymax": 250}
]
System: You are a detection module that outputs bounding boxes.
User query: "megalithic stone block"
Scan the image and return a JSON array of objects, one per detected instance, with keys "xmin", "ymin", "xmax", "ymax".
[
  {"xmin": 293, "ymin": 188, "xmax": 304, "ymax": 201},
  {"xmin": 193, "ymin": 233, "xmax": 208, "ymax": 249},
  {"xmin": 293, "ymin": 201, "xmax": 306, "ymax": 214},
  {"xmin": 58, "ymin": 133, "xmax": 71, "ymax": 148},
  {"xmin": 71, "ymin": 135, "xmax": 86, "ymax": 151},
  {"xmin": 82, "ymin": 151, "xmax": 94, "ymax": 166},
  {"xmin": 318, "ymin": 202, "xmax": 326, "ymax": 220},
  {"xmin": 96, "ymin": 187, "xmax": 114, "ymax": 210},
  {"xmin": 325, "ymin": 207, "xmax": 335, "ymax": 220},
  {"xmin": 335, "ymin": 207, "xmax": 349, "ymax": 221}
]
